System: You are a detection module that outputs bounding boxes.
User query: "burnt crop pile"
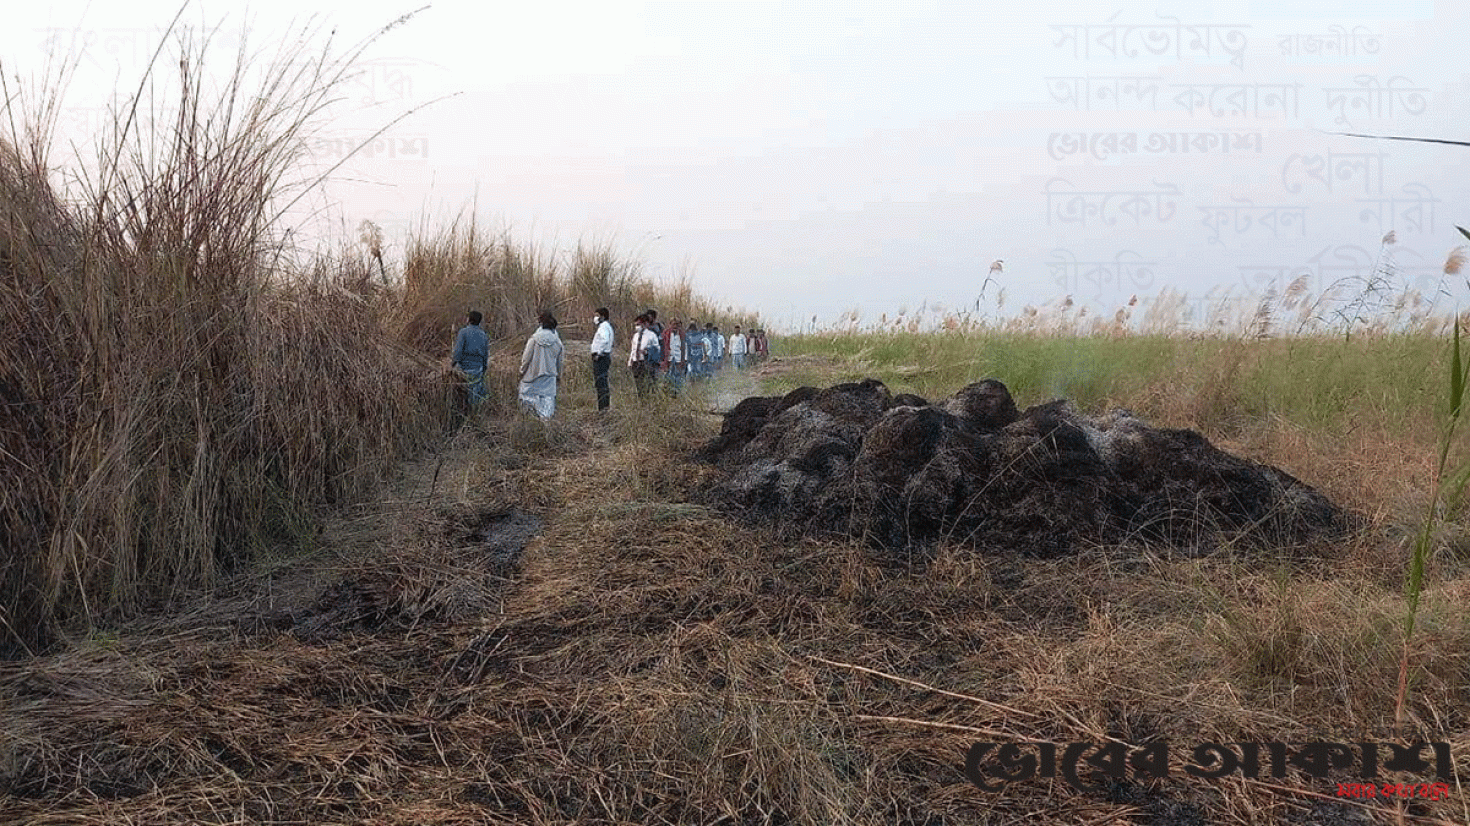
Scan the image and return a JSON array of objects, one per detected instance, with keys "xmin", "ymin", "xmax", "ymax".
[{"xmin": 698, "ymin": 379, "xmax": 1356, "ymax": 557}]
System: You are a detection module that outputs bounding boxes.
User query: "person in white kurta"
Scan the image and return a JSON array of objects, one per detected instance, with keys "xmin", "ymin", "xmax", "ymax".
[
  {"xmin": 519, "ymin": 312, "xmax": 565, "ymax": 419},
  {"xmin": 729, "ymin": 327, "xmax": 748, "ymax": 370}
]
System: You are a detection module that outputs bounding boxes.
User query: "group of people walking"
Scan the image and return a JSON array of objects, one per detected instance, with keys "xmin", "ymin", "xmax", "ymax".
[
  {"xmin": 618, "ymin": 309, "xmax": 769, "ymax": 402},
  {"xmin": 451, "ymin": 307, "xmax": 770, "ymax": 420}
]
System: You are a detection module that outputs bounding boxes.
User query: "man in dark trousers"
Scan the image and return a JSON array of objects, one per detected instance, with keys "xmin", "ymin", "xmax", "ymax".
[
  {"xmin": 590, "ymin": 307, "xmax": 614, "ymax": 411},
  {"xmin": 642, "ymin": 310, "xmax": 662, "ymax": 387},
  {"xmin": 628, "ymin": 313, "xmax": 659, "ymax": 398}
]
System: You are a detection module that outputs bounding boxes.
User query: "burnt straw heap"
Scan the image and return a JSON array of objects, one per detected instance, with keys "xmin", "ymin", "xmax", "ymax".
[{"xmin": 696, "ymin": 379, "xmax": 1355, "ymax": 556}]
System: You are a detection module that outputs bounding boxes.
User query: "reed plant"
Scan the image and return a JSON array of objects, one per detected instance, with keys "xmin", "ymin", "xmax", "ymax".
[
  {"xmin": 0, "ymin": 19, "xmax": 458, "ymax": 656},
  {"xmin": 0, "ymin": 18, "xmax": 750, "ymax": 658},
  {"xmin": 1393, "ymin": 228, "xmax": 1470, "ymax": 745}
]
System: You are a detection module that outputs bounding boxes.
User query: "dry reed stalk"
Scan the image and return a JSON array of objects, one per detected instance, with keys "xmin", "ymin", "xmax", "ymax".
[{"xmin": 0, "ymin": 13, "xmax": 758, "ymax": 657}]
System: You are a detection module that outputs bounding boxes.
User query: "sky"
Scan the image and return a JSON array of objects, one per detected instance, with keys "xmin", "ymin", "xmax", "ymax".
[{"xmin": 3, "ymin": 0, "xmax": 1468, "ymax": 332}]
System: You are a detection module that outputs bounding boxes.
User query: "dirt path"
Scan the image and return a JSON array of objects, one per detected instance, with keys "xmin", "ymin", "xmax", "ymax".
[{"xmin": 706, "ymin": 365, "xmax": 767, "ymax": 413}]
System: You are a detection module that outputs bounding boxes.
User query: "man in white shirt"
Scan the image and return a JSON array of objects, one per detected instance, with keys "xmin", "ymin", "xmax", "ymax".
[
  {"xmin": 627, "ymin": 314, "xmax": 659, "ymax": 398},
  {"xmin": 729, "ymin": 326, "xmax": 748, "ymax": 370},
  {"xmin": 665, "ymin": 318, "xmax": 685, "ymax": 395},
  {"xmin": 589, "ymin": 307, "xmax": 614, "ymax": 411}
]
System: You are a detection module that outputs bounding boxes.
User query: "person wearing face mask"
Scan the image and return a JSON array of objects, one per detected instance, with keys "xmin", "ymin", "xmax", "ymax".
[
  {"xmin": 627, "ymin": 313, "xmax": 659, "ymax": 398},
  {"xmin": 590, "ymin": 307, "xmax": 614, "ymax": 412}
]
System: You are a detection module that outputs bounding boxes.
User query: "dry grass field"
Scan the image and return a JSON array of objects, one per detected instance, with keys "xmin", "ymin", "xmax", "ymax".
[
  {"xmin": 5, "ymin": 339, "xmax": 1470, "ymax": 825},
  {"xmin": 5, "ymin": 19, "xmax": 1470, "ymax": 826}
]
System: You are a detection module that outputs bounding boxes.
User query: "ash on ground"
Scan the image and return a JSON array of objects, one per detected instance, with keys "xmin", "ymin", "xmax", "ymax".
[{"xmin": 696, "ymin": 378, "xmax": 1355, "ymax": 557}]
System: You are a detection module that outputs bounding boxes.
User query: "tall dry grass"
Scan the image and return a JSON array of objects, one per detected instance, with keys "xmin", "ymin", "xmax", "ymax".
[
  {"xmin": 0, "ymin": 21, "xmax": 461, "ymax": 657},
  {"xmin": 0, "ymin": 20, "xmax": 752, "ymax": 658},
  {"xmin": 388, "ymin": 222, "xmax": 754, "ymax": 355}
]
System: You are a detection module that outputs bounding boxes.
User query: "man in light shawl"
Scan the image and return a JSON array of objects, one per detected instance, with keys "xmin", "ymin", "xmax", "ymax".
[{"xmin": 519, "ymin": 311, "xmax": 565, "ymax": 419}]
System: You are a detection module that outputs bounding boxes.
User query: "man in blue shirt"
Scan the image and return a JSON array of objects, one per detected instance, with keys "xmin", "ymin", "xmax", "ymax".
[
  {"xmin": 685, "ymin": 321, "xmax": 705, "ymax": 380},
  {"xmin": 452, "ymin": 310, "xmax": 490, "ymax": 406}
]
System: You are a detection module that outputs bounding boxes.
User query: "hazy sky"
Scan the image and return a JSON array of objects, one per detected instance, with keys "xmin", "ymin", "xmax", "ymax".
[{"xmin": 4, "ymin": 0, "xmax": 1468, "ymax": 331}]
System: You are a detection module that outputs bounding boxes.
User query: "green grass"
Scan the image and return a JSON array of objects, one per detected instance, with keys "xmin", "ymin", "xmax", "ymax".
[{"xmin": 774, "ymin": 330, "xmax": 1448, "ymax": 441}]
